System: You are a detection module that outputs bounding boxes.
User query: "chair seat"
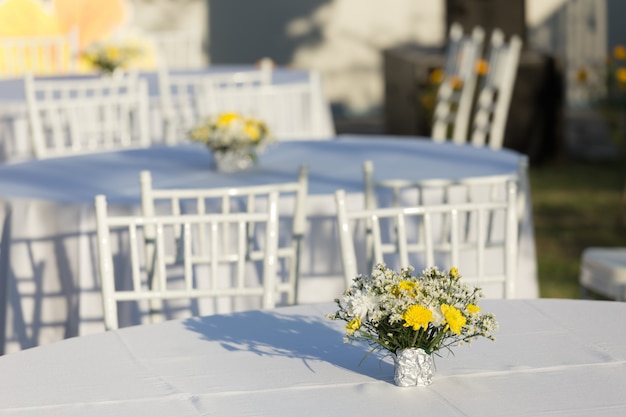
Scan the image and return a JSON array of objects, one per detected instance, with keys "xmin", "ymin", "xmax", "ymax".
[{"xmin": 580, "ymin": 248, "xmax": 626, "ymax": 301}]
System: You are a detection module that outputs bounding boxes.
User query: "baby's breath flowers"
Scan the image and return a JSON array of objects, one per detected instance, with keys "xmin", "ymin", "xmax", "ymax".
[
  {"xmin": 328, "ymin": 264, "xmax": 498, "ymax": 356},
  {"xmin": 188, "ymin": 112, "xmax": 273, "ymax": 159}
]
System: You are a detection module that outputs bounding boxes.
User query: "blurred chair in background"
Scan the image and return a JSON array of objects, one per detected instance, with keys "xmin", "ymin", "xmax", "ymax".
[
  {"xmin": 24, "ymin": 71, "xmax": 150, "ymax": 159},
  {"xmin": 580, "ymin": 247, "xmax": 626, "ymax": 301},
  {"xmin": 431, "ymin": 22, "xmax": 485, "ymax": 143},
  {"xmin": 147, "ymin": 29, "xmax": 205, "ymax": 70},
  {"xmin": 468, "ymin": 29, "xmax": 523, "ymax": 150},
  {"xmin": 432, "ymin": 25, "xmax": 522, "ymax": 150},
  {"xmin": 157, "ymin": 59, "xmax": 273, "ymax": 144},
  {"xmin": 0, "ymin": 28, "xmax": 79, "ymax": 78}
]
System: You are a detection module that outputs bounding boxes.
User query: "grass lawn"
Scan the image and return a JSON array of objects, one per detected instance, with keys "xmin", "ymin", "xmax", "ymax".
[{"xmin": 529, "ymin": 156, "xmax": 626, "ymax": 299}]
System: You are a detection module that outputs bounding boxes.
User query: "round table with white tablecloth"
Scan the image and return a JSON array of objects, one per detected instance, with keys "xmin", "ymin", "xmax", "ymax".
[{"xmin": 0, "ymin": 135, "xmax": 537, "ymax": 354}]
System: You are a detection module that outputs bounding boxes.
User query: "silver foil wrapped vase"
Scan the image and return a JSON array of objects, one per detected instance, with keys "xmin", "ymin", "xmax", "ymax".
[
  {"xmin": 393, "ymin": 348, "xmax": 434, "ymax": 387},
  {"xmin": 213, "ymin": 149, "xmax": 255, "ymax": 172}
]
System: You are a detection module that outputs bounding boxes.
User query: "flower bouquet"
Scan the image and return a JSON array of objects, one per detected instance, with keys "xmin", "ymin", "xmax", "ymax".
[
  {"xmin": 81, "ymin": 41, "xmax": 142, "ymax": 75},
  {"xmin": 188, "ymin": 112, "xmax": 273, "ymax": 172},
  {"xmin": 328, "ymin": 263, "xmax": 498, "ymax": 386}
]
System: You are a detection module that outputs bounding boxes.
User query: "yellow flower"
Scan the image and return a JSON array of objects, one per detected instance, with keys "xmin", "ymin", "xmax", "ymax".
[
  {"xmin": 216, "ymin": 112, "xmax": 240, "ymax": 127},
  {"xmin": 475, "ymin": 59, "xmax": 489, "ymax": 76},
  {"xmin": 243, "ymin": 120, "xmax": 261, "ymax": 142},
  {"xmin": 449, "ymin": 75, "xmax": 463, "ymax": 90},
  {"xmin": 420, "ymin": 94, "xmax": 436, "ymax": 110},
  {"xmin": 402, "ymin": 304, "xmax": 433, "ymax": 331},
  {"xmin": 616, "ymin": 68, "xmax": 626, "ymax": 84},
  {"xmin": 346, "ymin": 317, "xmax": 361, "ymax": 335},
  {"xmin": 449, "ymin": 267, "xmax": 460, "ymax": 279},
  {"xmin": 105, "ymin": 46, "xmax": 120, "ymax": 62},
  {"xmin": 429, "ymin": 67, "xmax": 444, "ymax": 84},
  {"xmin": 394, "ymin": 280, "xmax": 417, "ymax": 297},
  {"xmin": 614, "ymin": 45, "xmax": 626, "ymax": 60},
  {"xmin": 441, "ymin": 304, "xmax": 466, "ymax": 335},
  {"xmin": 576, "ymin": 68, "xmax": 588, "ymax": 84},
  {"xmin": 467, "ymin": 304, "xmax": 481, "ymax": 314}
]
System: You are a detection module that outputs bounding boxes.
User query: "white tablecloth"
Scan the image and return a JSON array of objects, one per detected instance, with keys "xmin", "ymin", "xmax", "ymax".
[
  {"xmin": 0, "ymin": 136, "xmax": 538, "ymax": 354},
  {"xmin": 0, "ymin": 299, "xmax": 624, "ymax": 416}
]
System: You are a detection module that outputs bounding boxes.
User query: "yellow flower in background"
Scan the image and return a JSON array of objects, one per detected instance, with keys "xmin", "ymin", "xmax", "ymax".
[
  {"xmin": 217, "ymin": 113, "xmax": 240, "ymax": 127},
  {"xmin": 442, "ymin": 304, "xmax": 466, "ymax": 335},
  {"xmin": 449, "ymin": 75, "xmax": 463, "ymax": 90},
  {"xmin": 105, "ymin": 45, "xmax": 120, "ymax": 62},
  {"xmin": 475, "ymin": 59, "xmax": 489, "ymax": 76},
  {"xmin": 188, "ymin": 112, "xmax": 273, "ymax": 156},
  {"xmin": 403, "ymin": 304, "xmax": 433, "ymax": 331},
  {"xmin": 244, "ymin": 120, "xmax": 261, "ymax": 142},
  {"xmin": 576, "ymin": 67, "xmax": 588, "ymax": 84},
  {"xmin": 429, "ymin": 67, "xmax": 444, "ymax": 84},
  {"xmin": 0, "ymin": 0, "xmax": 139, "ymax": 75},
  {"xmin": 613, "ymin": 44, "xmax": 626, "ymax": 60},
  {"xmin": 616, "ymin": 68, "xmax": 626, "ymax": 84}
]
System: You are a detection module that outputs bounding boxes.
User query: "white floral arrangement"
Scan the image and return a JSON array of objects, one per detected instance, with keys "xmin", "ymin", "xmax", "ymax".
[
  {"xmin": 188, "ymin": 112, "xmax": 273, "ymax": 159},
  {"xmin": 328, "ymin": 264, "xmax": 498, "ymax": 357},
  {"xmin": 81, "ymin": 40, "xmax": 142, "ymax": 74}
]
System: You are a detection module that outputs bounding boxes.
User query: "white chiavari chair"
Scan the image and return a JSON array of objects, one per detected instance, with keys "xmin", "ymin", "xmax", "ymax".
[
  {"xmin": 148, "ymin": 29, "xmax": 205, "ymax": 70},
  {"xmin": 431, "ymin": 22, "xmax": 485, "ymax": 143},
  {"xmin": 363, "ymin": 157, "xmax": 528, "ymax": 224},
  {"xmin": 335, "ymin": 181, "xmax": 519, "ymax": 298},
  {"xmin": 157, "ymin": 59, "xmax": 273, "ymax": 144},
  {"xmin": 24, "ymin": 71, "xmax": 150, "ymax": 159},
  {"xmin": 139, "ymin": 165, "xmax": 308, "ymax": 315},
  {"xmin": 469, "ymin": 29, "xmax": 523, "ymax": 149},
  {"xmin": 95, "ymin": 192, "xmax": 281, "ymax": 330},
  {"xmin": 207, "ymin": 70, "xmax": 335, "ymax": 140},
  {"xmin": 0, "ymin": 28, "xmax": 79, "ymax": 78}
]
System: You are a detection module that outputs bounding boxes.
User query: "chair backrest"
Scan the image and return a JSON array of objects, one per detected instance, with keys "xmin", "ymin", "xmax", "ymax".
[
  {"xmin": 95, "ymin": 192, "xmax": 280, "ymax": 330},
  {"xmin": 339, "ymin": 179, "xmax": 519, "ymax": 298},
  {"xmin": 432, "ymin": 23, "xmax": 485, "ymax": 143},
  {"xmin": 157, "ymin": 60, "xmax": 273, "ymax": 144},
  {"xmin": 139, "ymin": 165, "xmax": 308, "ymax": 309},
  {"xmin": 363, "ymin": 157, "xmax": 528, "ymax": 217},
  {"xmin": 469, "ymin": 29, "xmax": 523, "ymax": 149},
  {"xmin": 149, "ymin": 30, "xmax": 205, "ymax": 70},
  {"xmin": 0, "ymin": 28, "xmax": 79, "ymax": 77},
  {"xmin": 24, "ymin": 72, "xmax": 151, "ymax": 159},
  {"xmin": 207, "ymin": 71, "xmax": 335, "ymax": 140}
]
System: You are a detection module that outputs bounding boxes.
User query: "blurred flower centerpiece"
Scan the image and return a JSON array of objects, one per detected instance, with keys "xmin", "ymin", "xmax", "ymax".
[
  {"xmin": 81, "ymin": 40, "xmax": 142, "ymax": 75},
  {"xmin": 188, "ymin": 112, "xmax": 273, "ymax": 172},
  {"xmin": 328, "ymin": 264, "xmax": 498, "ymax": 387}
]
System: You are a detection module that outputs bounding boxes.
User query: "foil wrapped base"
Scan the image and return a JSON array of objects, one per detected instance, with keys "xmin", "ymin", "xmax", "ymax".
[
  {"xmin": 393, "ymin": 348, "xmax": 434, "ymax": 387},
  {"xmin": 213, "ymin": 150, "xmax": 255, "ymax": 172}
]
